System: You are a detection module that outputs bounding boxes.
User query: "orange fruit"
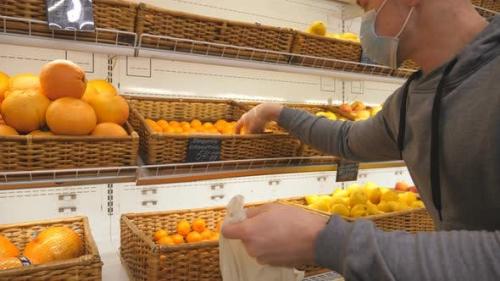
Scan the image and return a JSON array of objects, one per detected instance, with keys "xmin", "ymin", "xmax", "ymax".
[
  {"xmin": 6, "ymin": 73, "xmax": 40, "ymax": 98},
  {"xmin": 200, "ymin": 230, "xmax": 213, "ymax": 241},
  {"xmin": 208, "ymin": 128, "xmax": 220, "ymax": 135},
  {"xmin": 0, "ymin": 235, "xmax": 19, "ymax": 258},
  {"xmin": 169, "ymin": 121, "xmax": 180, "ymax": 127},
  {"xmin": 211, "ymin": 233, "xmax": 220, "ymax": 241},
  {"xmin": 181, "ymin": 123, "xmax": 191, "ymax": 131},
  {"xmin": 173, "ymin": 127, "xmax": 183, "ymax": 134},
  {"xmin": 214, "ymin": 119, "xmax": 227, "ymax": 130},
  {"xmin": 91, "ymin": 122, "xmax": 128, "ymax": 137},
  {"xmin": 190, "ymin": 119, "xmax": 202, "ymax": 128},
  {"xmin": 186, "ymin": 231, "xmax": 202, "ymax": 243},
  {"xmin": 1, "ymin": 89, "xmax": 50, "ymax": 134},
  {"xmin": 157, "ymin": 119, "xmax": 169, "ymax": 128},
  {"xmin": 177, "ymin": 220, "xmax": 191, "ymax": 236},
  {"xmin": 23, "ymin": 226, "xmax": 82, "ymax": 265},
  {"xmin": 192, "ymin": 219, "xmax": 206, "ymax": 233},
  {"xmin": 180, "ymin": 121, "xmax": 190, "ymax": 127},
  {"xmin": 163, "ymin": 126, "xmax": 175, "ymax": 134},
  {"xmin": 158, "ymin": 236, "xmax": 175, "ymax": 246},
  {"xmin": 153, "ymin": 229, "xmax": 168, "ymax": 241},
  {"xmin": 40, "ymin": 60, "xmax": 86, "ymax": 100},
  {"xmin": 171, "ymin": 234, "xmax": 185, "ymax": 245},
  {"xmin": 81, "ymin": 81, "xmax": 116, "ymax": 103},
  {"xmin": 0, "ymin": 257, "xmax": 22, "ymax": 270},
  {"xmin": 0, "ymin": 125, "xmax": 18, "ymax": 136},
  {"xmin": 86, "ymin": 94, "xmax": 129, "ymax": 125},
  {"xmin": 145, "ymin": 119, "xmax": 162, "ymax": 133},
  {"xmin": 0, "ymin": 71, "xmax": 9, "ymax": 103},
  {"xmin": 45, "ymin": 98, "xmax": 97, "ymax": 136},
  {"xmin": 28, "ymin": 130, "xmax": 54, "ymax": 137},
  {"xmin": 203, "ymin": 122, "xmax": 214, "ymax": 129}
]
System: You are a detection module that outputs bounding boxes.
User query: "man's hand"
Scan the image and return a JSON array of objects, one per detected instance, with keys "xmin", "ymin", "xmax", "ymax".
[
  {"xmin": 222, "ymin": 203, "xmax": 328, "ymax": 267},
  {"xmin": 236, "ymin": 103, "xmax": 284, "ymax": 134}
]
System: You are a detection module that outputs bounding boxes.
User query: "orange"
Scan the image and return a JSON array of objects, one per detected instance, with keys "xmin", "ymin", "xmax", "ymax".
[
  {"xmin": 0, "ymin": 125, "xmax": 18, "ymax": 136},
  {"xmin": 200, "ymin": 230, "xmax": 213, "ymax": 241},
  {"xmin": 180, "ymin": 121, "xmax": 190, "ymax": 127},
  {"xmin": 91, "ymin": 122, "xmax": 128, "ymax": 137},
  {"xmin": 145, "ymin": 119, "xmax": 162, "ymax": 133},
  {"xmin": 153, "ymin": 229, "xmax": 168, "ymax": 241},
  {"xmin": 0, "ymin": 257, "xmax": 22, "ymax": 270},
  {"xmin": 1, "ymin": 89, "xmax": 50, "ymax": 134},
  {"xmin": 190, "ymin": 119, "xmax": 202, "ymax": 128},
  {"xmin": 81, "ymin": 81, "xmax": 116, "ymax": 103},
  {"xmin": 181, "ymin": 123, "xmax": 191, "ymax": 132},
  {"xmin": 6, "ymin": 73, "xmax": 40, "ymax": 98},
  {"xmin": 0, "ymin": 235, "xmax": 19, "ymax": 258},
  {"xmin": 23, "ymin": 226, "xmax": 82, "ymax": 265},
  {"xmin": 208, "ymin": 128, "xmax": 220, "ymax": 135},
  {"xmin": 157, "ymin": 120, "xmax": 169, "ymax": 129},
  {"xmin": 211, "ymin": 232, "xmax": 220, "ymax": 241},
  {"xmin": 192, "ymin": 218, "xmax": 206, "ymax": 233},
  {"xmin": 28, "ymin": 130, "xmax": 54, "ymax": 137},
  {"xmin": 86, "ymin": 94, "xmax": 129, "ymax": 125},
  {"xmin": 173, "ymin": 127, "xmax": 183, "ymax": 134},
  {"xmin": 163, "ymin": 126, "xmax": 175, "ymax": 134},
  {"xmin": 186, "ymin": 231, "xmax": 202, "ymax": 243},
  {"xmin": 40, "ymin": 60, "xmax": 86, "ymax": 100},
  {"xmin": 203, "ymin": 122, "xmax": 214, "ymax": 129},
  {"xmin": 169, "ymin": 121, "xmax": 180, "ymax": 127},
  {"xmin": 0, "ymin": 71, "xmax": 9, "ymax": 103},
  {"xmin": 177, "ymin": 220, "xmax": 191, "ymax": 236},
  {"xmin": 46, "ymin": 98, "xmax": 97, "ymax": 136},
  {"xmin": 171, "ymin": 234, "xmax": 185, "ymax": 245},
  {"xmin": 214, "ymin": 119, "xmax": 227, "ymax": 131},
  {"xmin": 158, "ymin": 236, "xmax": 175, "ymax": 246}
]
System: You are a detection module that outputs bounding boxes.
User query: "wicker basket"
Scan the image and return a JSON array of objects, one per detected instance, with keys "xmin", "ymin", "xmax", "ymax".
[
  {"xmin": 128, "ymin": 97, "xmax": 300, "ymax": 165},
  {"xmin": 0, "ymin": 122, "xmax": 139, "ymax": 171},
  {"xmin": 285, "ymin": 197, "xmax": 435, "ymax": 233},
  {"xmin": 135, "ymin": 3, "xmax": 295, "ymax": 63},
  {"xmin": 291, "ymin": 32, "xmax": 362, "ymax": 71},
  {"xmin": 0, "ymin": 0, "xmax": 138, "ymax": 44},
  {"xmin": 472, "ymin": 0, "xmax": 500, "ymax": 12},
  {"xmin": 0, "ymin": 216, "xmax": 102, "ymax": 281},
  {"xmin": 121, "ymin": 199, "xmax": 324, "ymax": 281}
]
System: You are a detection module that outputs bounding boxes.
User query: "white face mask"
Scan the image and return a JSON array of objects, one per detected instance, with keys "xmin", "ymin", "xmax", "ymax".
[{"xmin": 360, "ymin": 0, "xmax": 414, "ymax": 69}]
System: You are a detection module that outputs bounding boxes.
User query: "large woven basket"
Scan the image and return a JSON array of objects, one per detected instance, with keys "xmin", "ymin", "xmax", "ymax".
[
  {"xmin": 0, "ymin": 0, "xmax": 138, "ymax": 44},
  {"xmin": 472, "ymin": 0, "xmax": 500, "ymax": 12},
  {"xmin": 0, "ymin": 216, "xmax": 102, "ymax": 281},
  {"xmin": 291, "ymin": 32, "xmax": 362, "ymax": 71},
  {"xmin": 120, "ymin": 199, "xmax": 324, "ymax": 281},
  {"xmin": 0, "ymin": 122, "xmax": 139, "ymax": 171},
  {"xmin": 285, "ymin": 197, "xmax": 435, "ymax": 233},
  {"xmin": 136, "ymin": 3, "xmax": 295, "ymax": 63},
  {"xmin": 128, "ymin": 97, "xmax": 300, "ymax": 165}
]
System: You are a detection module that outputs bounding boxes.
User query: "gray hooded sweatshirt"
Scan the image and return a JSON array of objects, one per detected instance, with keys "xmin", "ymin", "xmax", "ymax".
[{"xmin": 278, "ymin": 16, "xmax": 500, "ymax": 281}]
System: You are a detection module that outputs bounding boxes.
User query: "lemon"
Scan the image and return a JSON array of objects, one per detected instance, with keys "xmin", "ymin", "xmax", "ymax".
[
  {"xmin": 346, "ymin": 184, "xmax": 362, "ymax": 195},
  {"xmin": 411, "ymin": 200, "xmax": 425, "ymax": 209},
  {"xmin": 330, "ymin": 204, "xmax": 350, "ymax": 217},
  {"xmin": 309, "ymin": 196, "xmax": 330, "ymax": 212},
  {"xmin": 381, "ymin": 190, "xmax": 399, "ymax": 202},
  {"xmin": 349, "ymin": 189, "xmax": 368, "ymax": 207},
  {"xmin": 308, "ymin": 21, "xmax": 327, "ymax": 36},
  {"xmin": 326, "ymin": 33, "xmax": 342, "ymax": 40},
  {"xmin": 333, "ymin": 189, "xmax": 348, "ymax": 198},
  {"xmin": 350, "ymin": 204, "xmax": 369, "ymax": 218},
  {"xmin": 366, "ymin": 187, "xmax": 382, "ymax": 205},
  {"xmin": 367, "ymin": 201, "xmax": 382, "ymax": 215},
  {"xmin": 305, "ymin": 195, "xmax": 320, "ymax": 205},
  {"xmin": 398, "ymin": 192, "xmax": 417, "ymax": 205},
  {"xmin": 377, "ymin": 201, "xmax": 392, "ymax": 213},
  {"xmin": 315, "ymin": 112, "xmax": 329, "ymax": 118},
  {"xmin": 325, "ymin": 112, "xmax": 337, "ymax": 120},
  {"xmin": 388, "ymin": 201, "xmax": 404, "ymax": 212},
  {"xmin": 370, "ymin": 105, "xmax": 382, "ymax": 117},
  {"xmin": 329, "ymin": 196, "xmax": 349, "ymax": 209}
]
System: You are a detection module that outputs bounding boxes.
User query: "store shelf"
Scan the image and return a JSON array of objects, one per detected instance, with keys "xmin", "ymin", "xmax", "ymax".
[
  {"xmin": 305, "ymin": 271, "xmax": 344, "ymax": 281},
  {"xmin": 137, "ymin": 34, "xmax": 412, "ymax": 84},
  {"xmin": 137, "ymin": 156, "xmax": 340, "ymax": 185}
]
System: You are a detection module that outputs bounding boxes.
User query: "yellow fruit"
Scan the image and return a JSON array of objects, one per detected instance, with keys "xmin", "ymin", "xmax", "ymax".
[
  {"xmin": 0, "ymin": 71, "xmax": 9, "ymax": 103},
  {"xmin": 145, "ymin": 119, "xmax": 162, "ymax": 133},
  {"xmin": 158, "ymin": 236, "xmax": 175, "ymax": 246},
  {"xmin": 354, "ymin": 110, "xmax": 371, "ymax": 121},
  {"xmin": 1, "ymin": 89, "xmax": 50, "ymax": 133},
  {"xmin": 330, "ymin": 204, "xmax": 350, "ymax": 217},
  {"xmin": 200, "ymin": 229, "xmax": 213, "ymax": 241},
  {"xmin": 377, "ymin": 201, "xmax": 392, "ymax": 213},
  {"xmin": 350, "ymin": 204, "xmax": 368, "ymax": 218},
  {"xmin": 305, "ymin": 195, "xmax": 320, "ymax": 205},
  {"xmin": 86, "ymin": 94, "xmax": 129, "ymax": 125},
  {"xmin": 349, "ymin": 189, "xmax": 368, "ymax": 207},
  {"xmin": 28, "ymin": 130, "xmax": 54, "ymax": 137},
  {"xmin": 83, "ymin": 80, "xmax": 116, "ymax": 99},
  {"xmin": 346, "ymin": 184, "xmax": 362, "ymax": 195},
  {"xmin": 366, "ymin": 201, "xmax": 382, "ymax": 215},
  {"xmin": 190, "ymin": 119, "xmax": 202, "ymax": 128},
  {"xmin": 381, "ymin": 190, "xmax": 399, "ymax": 202},
  {"xmin": 0, "ymin": 125, "xmax": 18, "ymax": 136},
  {"xmin": 192, "ymin": 218, "xmax": 206, "ymax": 233},
  {"xmin": 211, "ymin": 232, "xmax": 220, "ymax": 241},
  {"xmin": 177, "ymin": 220, "xmax": 191, "ymax": 236},
  {"xmin": 186, "ymin": 231, "xmax": 202, "ymax": 243},
  {"xmin": 366, "ymin": 187, "xmax": 382, "ymax": 205},
  {"xmin": 332, "ymin": 189, "xmax": 348, "ymax": 198},
  {"xmin": 0, "ymin": 257, "xmax": 22, "ymax": 270},
  {"xmin": 370, "ymin": 105, "xmax": 382, "ymax": 117},
  {"xmin": 169, "ymin": 121, "xmax": 180, "ymax": 127},
  {"xmin": 388, "ymin": 201, "xmax": 404, "ymax": 212},
  {"xmin": 153, "ymin": 229, "xmax": 168, "ymax": 242},
  {"xmin": 91, "ymin": 122, "xmax": 128, "ymax": 137},
  {"xmin": 40, "ymin": 60, "xmax": 86, "ymax": 100},
  {"xmin": 23, "ymin": 226, "xmax": 82, "ymax": 265},
  {"xmin": 307, "ymin": 21, "xmax": 327, "ymax": 36},
  {"xmin": 398, "ymin": 192, "xmax": 417, "ymax": 206},
  {"xmin": 46, "ymin": 98, "xmax": 96, "ymax": 136},
  {"xmin": 351, "ymin": 101, "xmax": 366, "ymax": 111},
  {"xmin": 411, "ymin": 200, "xmax": 425, "ymax": 209},
  {"xmin": 7, "ymin": 74, "xmax": 40, "ymax": 97},
  {"xmin": 171, "ymin": 234, "xmax": 185, "ymax": 245},
  {"xmin": 0, "ymin": 235, "xmax": 19, "ymax": 258}
]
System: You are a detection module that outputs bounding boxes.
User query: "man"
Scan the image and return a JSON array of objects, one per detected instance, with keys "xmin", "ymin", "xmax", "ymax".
[{"xmin": 222, "ymin": 0, "xmax": 500, "ymax": 280}]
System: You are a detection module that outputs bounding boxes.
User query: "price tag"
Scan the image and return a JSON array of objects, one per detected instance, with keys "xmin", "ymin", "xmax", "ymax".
[
  {"xmin": 186, "ymin": 138, "xmax": 221, "ymax": 163},
  {"xmin": 336, "ymin": 160, "xmax": 359, "ymax": 182},
  {"xmin": 45, "ymin": 0, "xmax": 95, "ymax": 31}
]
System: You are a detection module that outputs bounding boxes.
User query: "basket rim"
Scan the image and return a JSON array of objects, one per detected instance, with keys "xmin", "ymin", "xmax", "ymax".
[
  {"xmin": 94, "ymin": 0, "xmax": 139, "ymax": 7},
  {"xmin": 0, "ymin": 216, "xmax": 102, "ymax": 276},
  {"xmin": 294, "ymin": 31, "xmax": 361, "ymax": 47}
]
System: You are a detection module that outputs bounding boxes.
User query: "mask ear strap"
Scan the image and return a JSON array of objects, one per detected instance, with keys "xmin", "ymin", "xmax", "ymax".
[
  {"xmin": 396, "ymin": 7, "xmax": 415, "ymax": 38},
  {"xmin": 376, "ymin": 0, "xmax": 390, "ymax": 13}
]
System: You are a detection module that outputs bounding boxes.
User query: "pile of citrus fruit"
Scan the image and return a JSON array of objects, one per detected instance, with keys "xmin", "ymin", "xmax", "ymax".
[
  {"xmin": 0, "ymin": 60, "xmax": 129, "ymax": 137},
  {"xmin": 305, "ymin": 182, "xmax": 425, "ymax": 218},
  {"xmin": 153, "ymin": 218, "xmax": 221, "ymax": 245},
  {"xmin": 146, "ymin": 118, "xmax": 239, "ymax": 135},
  {"xmin": 0, "ymin": 226, "xmax": 82, "ymax": 270}
]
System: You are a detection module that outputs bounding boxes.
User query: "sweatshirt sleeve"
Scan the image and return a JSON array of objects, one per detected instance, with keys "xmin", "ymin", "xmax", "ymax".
[
  {"xmin": 315, "ymin": 216, "xmax": 500, "ymax": 281},
  {"xmin": 277, "ymin": 93, "xmax": 402, "ymax": 162}
]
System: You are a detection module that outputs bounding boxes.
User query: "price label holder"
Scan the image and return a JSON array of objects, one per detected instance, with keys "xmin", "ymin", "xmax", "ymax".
[
  {"xmin": 335, "ymin": 159, "xmax": 360, "ymax": 182},
  {"xmin": 186, "ymin": 138, "xmax": 222, "ymax": 163},
  {"xmin": 45, "ymin": 0, "xmax": 95, "ymax": 31}
]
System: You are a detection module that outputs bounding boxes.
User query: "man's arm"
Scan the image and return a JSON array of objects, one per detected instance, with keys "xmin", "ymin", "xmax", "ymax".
[{"xmin": 317, "ymin": 216, "xmax": 500, "ymax": 281}]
